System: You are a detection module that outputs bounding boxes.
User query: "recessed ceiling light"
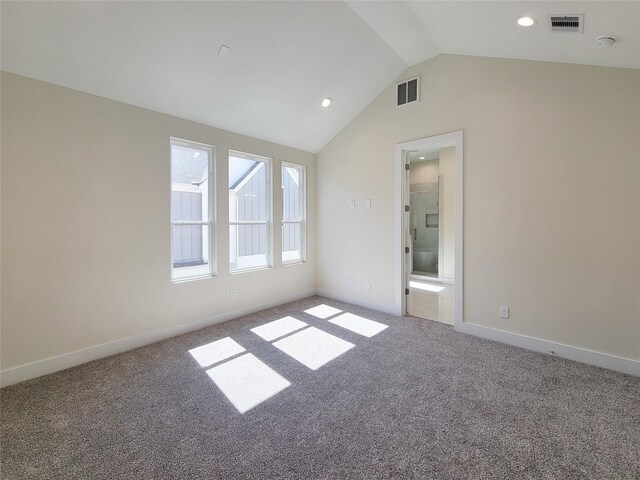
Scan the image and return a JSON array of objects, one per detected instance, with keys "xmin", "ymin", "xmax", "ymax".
[
  {"xmin": 419, "ymin": 156, "xmax": 425, "ymax": 160},
  {"xmin": 517, "ymin": 16, "xmax": 537, "ymax": 27},
  {"xmin": 321, "ymin": 98, "xmax": 332, "ymax": 108}
]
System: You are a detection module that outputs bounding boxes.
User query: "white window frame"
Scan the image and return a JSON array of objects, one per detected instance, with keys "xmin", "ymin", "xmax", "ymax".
[
  {"xmin": 281, "ymin": 161, "xmax": 306, "ymax": 265},
  {"xmin": 170, "ymin": 137, "xmax": 215, "ymax": 282},
  {"xmin": 229, "ymin": 150, "xmax": 272, "ymax": 273}
]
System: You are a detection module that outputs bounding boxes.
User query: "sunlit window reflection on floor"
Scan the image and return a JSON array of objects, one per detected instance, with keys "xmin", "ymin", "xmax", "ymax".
[
  {"xmin": 250, "ymin": 316, "xmax": 307, "ymax": 341},
  {"xmin": 188, "ymin": 304, "xmax": 387, "ymax": 413},
  {"xmin": 189, "ymin": 337, "xmax": 245, "ymax": 367},
  {"xmin": 272, "ymin": 326, "xmax": 354, "ymax": 370},
  {"xmin": 409, "ymin": 281, "xmax": 445, "ymax": 293},
  {"xmin": 206, "ymin": 353, "xmax": 291, "ymax": 413},
  {"xmin": 304, "ymin": 304, "xmax": 342, "ymax": 319},
  {"xmin": 329, "ymin": 313, "xmax": 388, "ymax": 338}
]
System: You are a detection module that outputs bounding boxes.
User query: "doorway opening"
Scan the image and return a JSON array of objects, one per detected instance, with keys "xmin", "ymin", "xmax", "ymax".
[
  {"xmin": 395, "ymin": 131, "xmax": 463, "ymax": 328},
  {"xmin": 409, "ymin": 151, "xmax": 443, "ymax": 278}
]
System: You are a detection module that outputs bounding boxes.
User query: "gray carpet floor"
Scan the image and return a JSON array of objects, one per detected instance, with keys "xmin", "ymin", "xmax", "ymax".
[{"xmin": 1, "ymin": 296, "xmax": 639, "ymax": 479}]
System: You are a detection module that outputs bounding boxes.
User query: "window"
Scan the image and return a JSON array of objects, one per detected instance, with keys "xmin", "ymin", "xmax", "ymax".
[
  {"xmin": 281, "ymin": 162, "xmax": 305, "ymax": 263},
  {"xmin": 170, "ymin": 138, "xmax": 214, "ymax": 281},
  {"xmin": 229, "ymin": 151, "xmax": 271, "ymax": 272}
]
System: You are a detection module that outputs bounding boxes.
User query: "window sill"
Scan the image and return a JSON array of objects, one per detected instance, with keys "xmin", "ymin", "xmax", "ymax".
[
  {"xmin": 230, "ymin": 265, "xmax": 272, "ymax": 275},
  {"xmin": 282, "ymin": 260, "xmax": 305, "ymax": 267},
  {"xmin": 171, "ymin": 273, "xmax": 214, "ymax": 284}
]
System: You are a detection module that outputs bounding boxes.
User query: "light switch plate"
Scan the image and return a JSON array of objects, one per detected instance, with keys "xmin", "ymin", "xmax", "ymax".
[
  {"xmin": 499, "ymin": 306, "xmax": 509, "ymax": 319},
  {"xmin": 365, "ymin": 199, "xmax": 371, "ymax": 208}
]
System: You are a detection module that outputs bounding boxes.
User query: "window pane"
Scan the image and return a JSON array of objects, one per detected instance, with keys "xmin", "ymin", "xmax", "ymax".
[
  {"xmin": 229, "ymin": 151, "xmax": 270, "ymax": 272},
  {"xmin": 171, "ymin": 144, "xmax": 209, "ymax": 222},
  {"xmin": 282, "ymin": 223, "xmax": 302, "ymax": 262},
  {"xmin": 170, "ymin": 139, "xmax": 213, "ymax": 281},
  {"xmin": 172, "ymin": 224, "xmax": 210, "ymax": 279},
  {"xmin": 282, "ymin": 165, "xmax": 302, "ymax": 222},
  {"xmin": 282, "ymin": 162, "xmax": 304, "ymax": 263},
  {"xmin": 230, "ymin": 224, "xmax": 268, "ymax": 270},
  {"xmin": 229, "ymin": 153, "xmax": 268, "ymax": 223}
]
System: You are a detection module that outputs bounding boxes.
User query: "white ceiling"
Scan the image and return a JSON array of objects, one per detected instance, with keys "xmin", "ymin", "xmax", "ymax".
[
  {"xmin": 0, "ymin": 1, "xmax": 405, "ymax": 153},
  {"xmin": 409, "ymin": 149, "xmax": 440, "ymax": 163},
  {"xmin": 404, "ymin": 1, "xmax": 640, "ymax": 70},
  {"xmin": 2, "ymin": 2, "xmax": 638, "ymax": 153}
]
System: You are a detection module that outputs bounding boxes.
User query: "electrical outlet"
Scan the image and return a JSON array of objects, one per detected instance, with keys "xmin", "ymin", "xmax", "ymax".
[
  {"xmin": 349, "ymin": 200, "xmax": 356, "ymax": 209},
  {"xmin": 364, "ymin": 281, "xmax": 372, "ymax": 291},
  {"xmin": 499, "ymin": 306, "xmax": 509, "ymax": 319},
  {"xmin": 230, "ymin": 289, "xmax": 237, "ymax": 300},
  {"xmin": 346, "ymin": 278, "xmax": 356, "ymax": 288},
  {"xmin": 365, "ymin": 199, "xmax": 371, "ymax": 208}
]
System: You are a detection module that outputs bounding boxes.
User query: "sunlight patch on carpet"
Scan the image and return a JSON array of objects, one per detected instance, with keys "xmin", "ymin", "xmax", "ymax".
[
  {"xmin": 250, "ymin": 316, "xmax": 307, "ymax": 341},
  {"xmin": 272, "ymin": 327, "xmax": 354, "ymax": 370},
  {"xmin": 329, "ymin": 313, "xmax": 388, "ymax": 338},
  {"xmin": 189, "ymin": 337, "xmax": 246, "ymax": 367},
  {"xmin": 206, "ymin": 353, "xmax": 291, "ymax": 413},
  {"xmin": 304, "ymin": 304, "xmax": 342, "ymax": 319}
]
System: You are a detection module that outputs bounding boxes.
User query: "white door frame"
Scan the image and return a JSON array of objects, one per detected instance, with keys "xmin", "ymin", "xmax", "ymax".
[{"xmin": 394, "ymin": 130, "xmax": 464, "ymax": 329}]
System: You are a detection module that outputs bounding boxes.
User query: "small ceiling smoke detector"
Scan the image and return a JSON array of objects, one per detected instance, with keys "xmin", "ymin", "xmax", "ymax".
[
  {"xmin": 517, "ymin": 16, "xmax": 537, "ymax": 27},
  {"xmin": 596, "ymin": 36, "xmax": 616, "ymax": 48},
  {"xmin": 218, "ymin": 45, "xmax": 231, "ymax": 58},
  {"xmin": 321, "ymin": 98, "xmax": 332, "ymax": 108}
]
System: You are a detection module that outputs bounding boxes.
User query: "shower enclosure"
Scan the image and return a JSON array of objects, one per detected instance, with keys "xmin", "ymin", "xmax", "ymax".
[{"xmin": 410, "ymin": 179, "xmax": 440, "ymax": 276}]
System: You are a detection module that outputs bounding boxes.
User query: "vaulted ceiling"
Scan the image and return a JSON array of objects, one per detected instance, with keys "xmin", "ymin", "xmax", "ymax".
[{"xmin": 2, "ymin": 1, "xmax": 638, "ymax": 153}]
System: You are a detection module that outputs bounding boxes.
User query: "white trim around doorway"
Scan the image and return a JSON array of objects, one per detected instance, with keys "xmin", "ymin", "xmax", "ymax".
[{"xmin": 395, "ymin": 131, "xmax": 464, "ymax": 328}]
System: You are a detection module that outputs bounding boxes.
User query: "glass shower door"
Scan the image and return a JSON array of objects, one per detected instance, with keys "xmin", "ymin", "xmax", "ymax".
[{"xmin": 410, "ymin": 181, "xmax": 439, "ymax": 277}]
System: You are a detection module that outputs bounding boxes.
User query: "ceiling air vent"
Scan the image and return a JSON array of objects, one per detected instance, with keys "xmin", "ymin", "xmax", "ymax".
[
  {"xmin": 549, "ymin": 15, "xmax": 584, "ymax": 33},
  {"xmin": 397, "ymin": 77, "xmax": 419, "ymax": 107}
]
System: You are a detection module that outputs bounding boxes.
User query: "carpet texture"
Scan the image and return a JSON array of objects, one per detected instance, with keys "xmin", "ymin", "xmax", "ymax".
[{"xmin": 1, "ymin": 296, "xmax": 639, "ymax": 479}]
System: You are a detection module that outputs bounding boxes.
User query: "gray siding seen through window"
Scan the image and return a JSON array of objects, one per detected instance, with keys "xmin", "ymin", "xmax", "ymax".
[{"xmin": 172, "ymin": 191, "xmax": 204, "ymax": 266}]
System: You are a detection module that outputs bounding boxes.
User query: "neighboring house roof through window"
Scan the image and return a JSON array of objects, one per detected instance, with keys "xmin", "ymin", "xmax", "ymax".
[
  {"xmin": 171, "ymin": 144, "xmax": 208, "ymax": 185},
  {"xmin": 229, "ymin": 159, "xmax": 259, "ymax": 190}
]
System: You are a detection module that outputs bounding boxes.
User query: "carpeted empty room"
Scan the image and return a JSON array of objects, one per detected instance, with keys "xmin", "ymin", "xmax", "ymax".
[
  {"xmin": 2, "ymin": 296, "xmax": 639, "ymax": 479},
  {"xmin": 2, "ymin": 1, "xmax": 640, "ymax": 479}
]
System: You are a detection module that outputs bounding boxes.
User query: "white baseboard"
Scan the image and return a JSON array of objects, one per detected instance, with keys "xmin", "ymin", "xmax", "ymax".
[
  {"xmin": 4, "ymin": 290, "xmax": 636, "ymax": 387},
  {"xmin": 0, "ymin": 289, "xmax": 317, "ymax": 388},
  {"xmin": 317, "ymin": 288, "xmax": 638, "ymax": 376},
  {"xmin": 316, "ymin": 288, "xmax": 398, "ymax": 316},
  {"xmin": 457, "ymin": 322, "xmax": 640, "ymax": 377}
]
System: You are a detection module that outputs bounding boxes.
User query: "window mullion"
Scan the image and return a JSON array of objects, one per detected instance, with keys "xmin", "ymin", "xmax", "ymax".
[{"xmin": 172, "ymin": 221, "xmax": 209, "ymax": 225}]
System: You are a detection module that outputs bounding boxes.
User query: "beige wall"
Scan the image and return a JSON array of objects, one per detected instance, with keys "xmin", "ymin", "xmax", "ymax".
[
  {"xmin": 1, "ymin": 72, "xmax": 316, "ymax": 371},
  {"xmin": 317, "ymin": 54, "xmax": 640, "ymax": 360},
  {"xmin": 410, "ymin": 159, "xmax": 439, "ymax": 183}
]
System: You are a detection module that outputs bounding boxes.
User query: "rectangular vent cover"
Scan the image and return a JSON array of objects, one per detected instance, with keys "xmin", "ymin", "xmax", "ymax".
[
  {"xmin": 549, "ymin": 15, "xmax": 584, "ymax": 33},
  {"xmin": 397, "ymin": 77, "xmax": 419, "ymax": 107}
]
